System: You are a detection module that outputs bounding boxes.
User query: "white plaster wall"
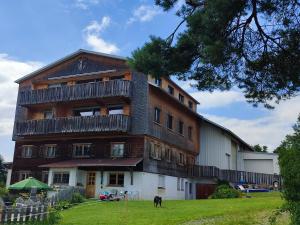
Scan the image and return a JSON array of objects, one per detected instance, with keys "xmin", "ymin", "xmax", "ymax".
[
  {"xmin": 5, "ymin": 169, "xmax": 12, "ymax": 188},
  {"xmin": 48, "ymin": 168, "xmax": 78, "ymax": 186},
  {"xmin": 239, "ymin": 151, "xmax": 280, "ymax": 174}
]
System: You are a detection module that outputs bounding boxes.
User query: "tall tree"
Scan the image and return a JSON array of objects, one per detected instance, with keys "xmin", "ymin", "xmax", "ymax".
[
  {"xmin": 128, "ymin": 0, "xmax": 300, "ymax": 108},
  {"xmin": 276, "ymin": 115, "xmax": 300, "ymax": 224},
  {"xmin": 253, "ymin": 144, "xmax": 268, "ymax": 152},
  {"xmin": 0, "ymin": 155, "xmax": 6, "ymax": 186}
]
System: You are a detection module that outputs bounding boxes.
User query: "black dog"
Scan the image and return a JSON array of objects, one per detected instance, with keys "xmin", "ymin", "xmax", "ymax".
[{"xmin": 153, "ymin": 196, "xmax": 162, "ymax": 207}]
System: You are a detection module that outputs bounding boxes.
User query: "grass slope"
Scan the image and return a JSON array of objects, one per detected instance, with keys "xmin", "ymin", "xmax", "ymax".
[{"xmin": 59, "ymin": 192, "xmax": 287, "ymax": 225}]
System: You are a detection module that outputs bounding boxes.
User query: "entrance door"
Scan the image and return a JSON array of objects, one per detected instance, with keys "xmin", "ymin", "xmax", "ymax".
[{"xmin": 86, "ymin": 172, "xmax": 96, "ymax": 198}]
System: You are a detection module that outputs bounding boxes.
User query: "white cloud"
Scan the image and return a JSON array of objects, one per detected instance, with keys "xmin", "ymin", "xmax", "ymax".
[
  {"xmin": 191, "ymin": 90, "xmax": 245, "ymax": 109},
  {"xmin": 0, "ymin": 54, "xmax": 43, "ymax": 136},
  {"xmin": 127, "ymin": 5, "xmax": 161, "ymax": 25},
  {"xmin": 83, "ymin": 16, "xmax": 119, "ymax": 54},
  {"xmin": 202, "ymin": 96, "xmax": 300, "ymax": 151},
  {"xmin": 74, "ymin": 0, "xmax": 100, "ymax": 10}
]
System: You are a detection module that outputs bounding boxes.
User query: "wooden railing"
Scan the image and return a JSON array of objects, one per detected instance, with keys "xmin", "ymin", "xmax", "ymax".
[
  {"xmin": 18, "ymin": 80, "xmax": 132, "ymax": 106},
  {"xmin": 14, "ymin": 115, "xmax": 131, "ymax": 136},
  {"xmin": 188, "ymin": 165, "xmax": 282, "ymax": 186}
]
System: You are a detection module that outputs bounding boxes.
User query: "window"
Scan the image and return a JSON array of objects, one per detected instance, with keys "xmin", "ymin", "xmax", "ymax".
[
  {"xmin": 22, "ymin": 146, "xmax": 33, "ymax": 158},
  {"xmin": 181, "ymin": 179, "xmax": 184, "ymax": 191},
  {"xmin": 45, "ymin": 145, "xmax": 57, "ymax": 158},
  {"xmin": 154, "ymin": 78, "xmax": 162, "ymax": 86},
  {"xmin": 154, "ymin": 107, "xmax": 161, "ymax": 123},
  {"xmin": 167, "ymin": 114, "xmax": 173, "ymax": 130},
  {"xmin": 178, "ymin": 120, "xmax": 184, "ymax": 135},
  {"xmin": 188, "ymin": 101, "xmax": 193, "ymax": 109},
  {"xmin": 19, "ymin": 171, "xmax": 31, "ymax": 181},
  {"xmin": 165, "ymin": 148, "xmax": 172, "ymax": 162},
  {"xmin": 44, "ymin": 110, "xmax": 53, "ymax": 119},
  {"xmin": 158, "ymin": 175, "xmax": 165, "ymax": 189},
  {"xmin": 76, "ymin": 79, "xmax": 101, "ymax": 84},
  {"xmin": 177, "ymin": 178, "xmax": 180, "ymax": 191},
  {"xmin": 167, "ymin": 85, "xmax": 174, "ymax": 95},
  {"xmin": 188, "ymin": 126, "xmax": 193, "ymax": 140},
  {"xmin": 108, "ymin": 173, "xmax": 124, "ymax": 186},
  {"xmin": 108, "ymin": 106, "xmax": 124, "ymax": 115},
  {"xmin": 149, "ymin": 142, "xmax": 162, "ymax": 160},
  {"xmin": 42, "ymin": 171, "xmax": 49, "ymax": 183},
  {"xmin": 48, "ymin": 82, "xmax": 67, "ymax": 88},
  {"xmin": 73, "ymin": 107, "xmax": 100, "ymax": 117},
  {"xmin": 178, "ymin": 94, "xmax": 184, "ymax": 103},
  {"xmin": 110, "ymin": 75, "xmax": 124, "ymax": 80},
  {"xmin": 179, "ymin": 152, "xmax": 185, "ymax": 165},
  {"xmin": 53, "ymin": 172, "xmax": 69, "ymax": 185},
  {"xmin": 111, "ymin": 143, "xmax": 125, "ymax": 157},
  {"xmin": 73, "ymin": 144, "xmax": 91, "ymax": 157}
]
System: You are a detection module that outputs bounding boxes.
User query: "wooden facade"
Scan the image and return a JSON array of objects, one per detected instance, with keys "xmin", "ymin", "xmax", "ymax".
[{"xmin": 10, "ymin": 50, "xmax": 281, "ymax": 191}]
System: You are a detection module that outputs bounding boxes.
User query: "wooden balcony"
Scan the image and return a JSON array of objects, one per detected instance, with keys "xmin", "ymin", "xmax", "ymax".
[
  {"xmin": 188, "ymin": 165, "xmax": 282, "ymax": 186},
  {"xmin": 18, "ymin": 80, "xmax": 132, "ymax": 106},
  {"xmin": 14, "ymin": 115, "xmax": 130, "ymax": 137}
]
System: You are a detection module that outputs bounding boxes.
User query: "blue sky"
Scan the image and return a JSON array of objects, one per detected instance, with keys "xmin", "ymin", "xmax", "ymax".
[{"xmin": 0, "ymin": 0, "xmax": 299, "ymax": 161}]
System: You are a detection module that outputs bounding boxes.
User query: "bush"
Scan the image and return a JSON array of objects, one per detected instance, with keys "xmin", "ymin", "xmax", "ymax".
[
  {"xmin": 210, "ymin": 184, "xmax": 241, "ymax": 199},
  {"xmin": 70, "ymin": 192, "xmax": 85, "ymax": 204},
  {"xmin": 0, "ymin": 186, "xmax": 8, "ymax": 197},
  {"xmin": 54, "ymin": 200, "xmax": 72, "ymax": 211}
]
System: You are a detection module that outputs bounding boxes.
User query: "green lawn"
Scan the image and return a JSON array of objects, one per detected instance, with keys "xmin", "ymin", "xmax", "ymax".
[{"xmin": 59, "ymin": 192, "xmax": 288, "ymax": 225}]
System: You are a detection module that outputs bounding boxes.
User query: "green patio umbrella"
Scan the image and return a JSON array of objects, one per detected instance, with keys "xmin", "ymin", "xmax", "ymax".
[{"xmin": 8, "ymin": 177, "xmax": 51, "ymax": 191}]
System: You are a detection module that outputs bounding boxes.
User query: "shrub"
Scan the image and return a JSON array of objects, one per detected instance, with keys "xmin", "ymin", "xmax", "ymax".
[
  {"xmin": 211, "ymin": 184, "xmax": 241, "ymax": 199},
  {"xmin": 70, "ymin": 192, "xmax": 85, "ymax": 204},
  {"xmin": 0, "ymin": 186, "xmax": 8, "ymax": 197},
  {"xmin": 54, "ymin": 200, "xmax": 72, "ymax": 211}
]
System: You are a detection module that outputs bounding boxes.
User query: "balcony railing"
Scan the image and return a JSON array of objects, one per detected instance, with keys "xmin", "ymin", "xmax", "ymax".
[
  {"xmin": 18, "ymin": 80, "xmax": 132, "ymax": 106},
  {"xmin": 14, "ymin": 115, "xmax": 130, "ymax": 136}
]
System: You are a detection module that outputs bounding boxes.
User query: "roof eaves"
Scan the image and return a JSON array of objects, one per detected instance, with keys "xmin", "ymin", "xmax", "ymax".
[{"xmin": 15, "ymin": 49, "xmax": 127, "ymax": 84}]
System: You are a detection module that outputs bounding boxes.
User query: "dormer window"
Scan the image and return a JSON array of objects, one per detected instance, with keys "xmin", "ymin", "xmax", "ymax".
[{"xmin": 179, "ymin": 94, "xmax": 184, "ymax": 103}]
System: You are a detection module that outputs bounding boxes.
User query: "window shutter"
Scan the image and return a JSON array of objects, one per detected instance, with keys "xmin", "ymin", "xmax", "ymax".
[
  {"xmin": 19, "ymin": 146, "xmax": 24, "ymax": 158},
  {"xmin": 39, "ymin": 146, "xmax": 45, "ymax": 158},
  {"xmin": 68, "ymin": 144, "xmax": 74, "ymax": 158},
  {"xmin": 32, "ymin": 146, "xmax": 38, "ymax": 158},
  {"xmin": 90, "ymin": 144, "xmax": 96, "ymax": 158}
]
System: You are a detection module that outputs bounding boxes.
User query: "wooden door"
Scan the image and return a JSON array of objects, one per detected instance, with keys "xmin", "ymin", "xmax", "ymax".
[
  {"xmin": 86, "ymin": 172, "xmax": 96, "ymax": 198},
  {"xmin": 196, "ymin": 184, "xmax": 216, "ymax": 199}
]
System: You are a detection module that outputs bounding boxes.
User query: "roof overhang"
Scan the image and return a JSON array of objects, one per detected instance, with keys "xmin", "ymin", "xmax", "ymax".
[
  {"xmin": 15, "ymin": 49, "xmax": 127, "ymax": 84},
  {"xmin": 39, "ymin": 158, "xmax": 143, "ymax": 168}
]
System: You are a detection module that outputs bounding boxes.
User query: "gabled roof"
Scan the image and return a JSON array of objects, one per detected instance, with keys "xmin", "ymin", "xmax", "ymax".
[
  {"xmin": 15, "ymin": 49, "xmax": 127, "ymax": 84},
  {"xmin": 201, "ymin": 117, "xmax": 254, "ymax": 151}
]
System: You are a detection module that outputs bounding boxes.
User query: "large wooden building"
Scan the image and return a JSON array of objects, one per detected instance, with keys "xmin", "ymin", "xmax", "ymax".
[
  {"xmin": 10, "ymin": 50, "xmax": 200, "ymax": 199},
  {"xmin": 9, "ymin": 50, "xmax": 281, "ymax": 199}
]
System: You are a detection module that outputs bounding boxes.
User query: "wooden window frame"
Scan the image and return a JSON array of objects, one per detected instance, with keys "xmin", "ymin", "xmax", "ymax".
[
  {"xmin": 178, "ymin": 120, "xmax": 184, "ymax": 136},
  {"xmin": 53, "ymin": 172, "xmax": 70, "ymax": 185},
  {"xmin": 108, "ymin": 172, "xmax": 125, "ymax": 187},
  {"xmin": 22, "ymin": 145, "xmax": 33, "ymax": 158},
  {"xmin": 188, "ymin": 101, "xmax": 193, "ymax": 109},
  {"xmin": 73, "ymin": 143, "xmax": 91, "ymax": 158},
  {"xmin": 167, "ymin": 114, "xmax": 173, "ymax": 130},
  {"xmin": 110, "ymin": 142, "xmax": 125, "ymax": 158},
  {"xmin": 178, "ymin": 93, "xmax": 184, "ymax": 103},
  {"xmin": 19, "ymin": 171, "xmax": 31, "ymax": 181},
  {"xmin": 154, "ymin": 107, "xmax": 161, "ymax": 124},
  {"xmin": 188, "ymin": 126, "xmax": 193, "ymax": 141},
  {"xmin": 167, "ymin": 85, "xmax": 174, "ymax": 95},
  {"xmin": 44, "ymin": 144, "xmax": 57, "ymax": 158}
]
